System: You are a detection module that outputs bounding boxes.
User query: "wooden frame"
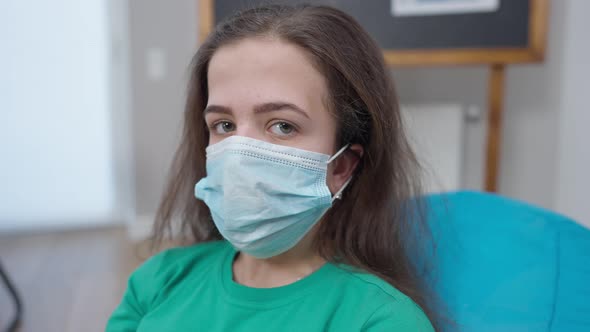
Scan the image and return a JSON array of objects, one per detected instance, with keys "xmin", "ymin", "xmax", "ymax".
[
  {"xmin": 199, "ymin": 0, "xmax": 548, "ymax": 66},
  {"xmin": 198, "ymin": 0, "xmax": 549, "ymax": 192},
  {"xmin": 384, "ymin": 0, "xmax": 548, "ymax": 66}
]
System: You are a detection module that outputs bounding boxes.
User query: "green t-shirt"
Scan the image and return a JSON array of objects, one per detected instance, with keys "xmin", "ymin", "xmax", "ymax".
[{"xmin": 106, "ymin": 241, "xmax": 434, "ymax": 331}]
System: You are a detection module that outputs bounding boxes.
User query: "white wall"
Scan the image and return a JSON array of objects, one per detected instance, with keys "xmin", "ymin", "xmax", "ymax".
[{"xmin": 0, "ymin": 0, "xmax": 126, "ymax": 231}]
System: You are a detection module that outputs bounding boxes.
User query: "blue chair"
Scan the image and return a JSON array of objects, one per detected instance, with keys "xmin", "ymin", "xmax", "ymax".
[{"xmin": 424, "ymin": 191, "xmax": 590, "ymax": 332}]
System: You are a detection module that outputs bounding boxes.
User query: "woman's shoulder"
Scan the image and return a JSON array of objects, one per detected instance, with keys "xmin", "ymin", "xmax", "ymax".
[
  {"xmin": 128, "ymin": 240, "xmax": 229, "ymax": 296},
  {"xmin": 107, "ymin": 241, "xmax": 230, "ymax": 326},
  {"xmin": 331, "ymin": 265, "xmax": 435, "ymax": 331}
]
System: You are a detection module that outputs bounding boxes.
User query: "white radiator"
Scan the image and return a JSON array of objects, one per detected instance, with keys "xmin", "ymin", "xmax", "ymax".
[{"xmin": 401, "ymin": 104, "xmax": 465, "ymax": 193}]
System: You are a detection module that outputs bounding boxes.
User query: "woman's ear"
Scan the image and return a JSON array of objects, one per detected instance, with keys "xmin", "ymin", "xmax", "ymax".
[{"xmin": 327, "ymin": 143, "xmax": 364, "ymax": 195}]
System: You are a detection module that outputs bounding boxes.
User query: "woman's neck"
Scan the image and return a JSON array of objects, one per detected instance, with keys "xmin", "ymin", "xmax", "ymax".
[{"xmin": 232, "ymin": 232, "xmax": 326, "ymax": 288}]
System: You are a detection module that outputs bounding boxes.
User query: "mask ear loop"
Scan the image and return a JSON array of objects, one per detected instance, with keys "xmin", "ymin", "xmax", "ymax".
[
  {"xmin": 327, "ymin": 144, "xmax": 352, "ymax": 202},
  {"xmin": 332, "ymin": 177, "xmax": 352, "ymax": 202},
  {"xmin": 327, "ymin": 144, "xmax": 350, "ymax": 164}
]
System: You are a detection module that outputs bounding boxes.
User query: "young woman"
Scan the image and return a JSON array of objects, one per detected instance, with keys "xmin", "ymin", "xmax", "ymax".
[{"xmin": 107, "ymin": 4, "xmax": 437, "ymax": 331}]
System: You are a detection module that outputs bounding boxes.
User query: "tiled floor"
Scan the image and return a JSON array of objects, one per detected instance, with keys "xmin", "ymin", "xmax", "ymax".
[{"xmin": 0, "ymin": 227, "xmax": 147, "ymax": 332}]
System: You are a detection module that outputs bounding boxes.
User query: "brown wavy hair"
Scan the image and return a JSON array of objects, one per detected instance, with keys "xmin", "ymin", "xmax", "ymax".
[{"xmin": 152, "ymin": 4, "xmax": 440, "ymax": 330}]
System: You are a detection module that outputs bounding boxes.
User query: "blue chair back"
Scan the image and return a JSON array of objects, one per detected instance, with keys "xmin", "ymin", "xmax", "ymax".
[{"xmin": 425, "ymin": 191, "xmax": 590, "ymax": 332}]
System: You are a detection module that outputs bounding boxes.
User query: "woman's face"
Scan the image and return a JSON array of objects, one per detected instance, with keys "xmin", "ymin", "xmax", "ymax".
[
  {"xmin": 205, "ymin": 37, "xmax": 360, "ymax": 194},
  {"xmin": 205, "ymin": 37, "xmax": 337, "ymax": 155}
]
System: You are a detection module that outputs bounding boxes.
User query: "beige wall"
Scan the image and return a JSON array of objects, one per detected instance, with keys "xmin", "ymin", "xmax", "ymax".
[
  {"xmin": 128, "ymin": 0, "xmax": 198, "ymax": 218},
  {"xmin": 554, "ymin": 1, "xmax": 590, "ymax": 226}
]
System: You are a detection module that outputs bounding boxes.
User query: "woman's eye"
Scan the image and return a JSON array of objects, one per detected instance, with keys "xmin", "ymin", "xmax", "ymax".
[
  {"xmin": 213, "ymin": 121, "xmax": 236, "ymax": 134},
  {"xmin": 269, "ymin": 122, "xmax": 296, "ymax": 136}
]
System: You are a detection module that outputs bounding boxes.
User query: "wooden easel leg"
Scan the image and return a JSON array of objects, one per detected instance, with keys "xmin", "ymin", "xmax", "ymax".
[
  {"xmin": 199, "ymin": 0, "xmax": 214, "ymax": 42},
  {"xmin": 484, "ymin": 64, "xmax": 506, "ymax": 192}
]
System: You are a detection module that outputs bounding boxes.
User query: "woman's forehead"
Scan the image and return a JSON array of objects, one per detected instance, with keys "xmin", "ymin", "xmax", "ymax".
[{"xmin": 206, "ymin": 37, "xmax": 329, "ymax": 115}]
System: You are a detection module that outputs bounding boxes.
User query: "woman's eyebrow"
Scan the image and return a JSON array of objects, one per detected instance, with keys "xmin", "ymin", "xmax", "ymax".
[
  {"xmin": 254, "ymin": 102, "xmax": 310, "ymax": 119},
  {"xmin": 203, "ymin": 105, "xmax": 232, "ymax": 115}
]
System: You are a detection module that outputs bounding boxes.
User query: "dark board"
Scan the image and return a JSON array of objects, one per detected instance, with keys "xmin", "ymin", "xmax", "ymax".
[
  {"xmin": 214, "ymin": 0, "xmax": 529, "ymax": 49},
  {"xmin": 201, "ymin": 0, "xmax": 548, "ymax": 65}
]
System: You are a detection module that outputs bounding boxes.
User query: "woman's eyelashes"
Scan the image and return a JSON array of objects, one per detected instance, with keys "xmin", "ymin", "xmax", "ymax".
[
  {"xmin": 268, "ymin": 121, "xmax": 298, "ymax": 138},
  {"xmin": 207, "ymin": 119, "xmax": 300, "ymax": 138},
  {"xmin": 211, "ymin": 120, "xmax": 236, "ymax": 135}
]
